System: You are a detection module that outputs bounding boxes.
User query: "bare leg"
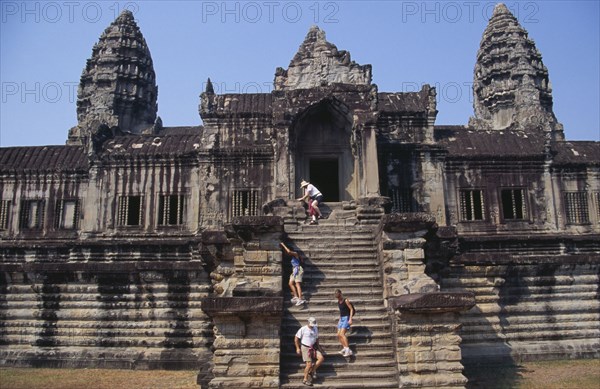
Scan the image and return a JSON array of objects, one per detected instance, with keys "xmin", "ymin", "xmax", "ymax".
[
  {"xmin": 295, "ymin": 282, "xmax": 303, "ymax": 300},
  {"xmin": 289, "ymin": 278, "xmax": 298, "ymax": 299},
  {"xmin": 311, "ymin": 200, "xmax": 321, "ymax": 218},
  {"xmin": 313, "ymin": 352, "xmax": 324, "ymax": 373},
  {"xmin": 338, "ymin": 328, "xmax": 349, "ymax": 348},
  {"xmin": 304, "ymin": 361, "xmax": 312, "ymax": 382}
]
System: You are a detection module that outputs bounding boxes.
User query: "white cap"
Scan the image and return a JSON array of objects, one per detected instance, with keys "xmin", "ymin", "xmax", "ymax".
[{"xmin": 308, "ymin": 317, "xmax": 317, "ymax": 326}]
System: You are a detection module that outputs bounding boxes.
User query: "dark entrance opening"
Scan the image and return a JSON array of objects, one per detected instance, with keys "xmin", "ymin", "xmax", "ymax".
[{"xmin": 309, "ymin": 158, "xmax": 339, "ymax": 202}]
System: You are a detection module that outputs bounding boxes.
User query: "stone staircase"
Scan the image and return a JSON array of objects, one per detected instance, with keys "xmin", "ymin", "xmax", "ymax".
[{"xmin": 280, "ymin": 203, "xmax": 398, "ymax": 388}]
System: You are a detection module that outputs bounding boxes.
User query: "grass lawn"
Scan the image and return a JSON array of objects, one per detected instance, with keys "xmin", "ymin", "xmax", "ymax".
[
  {"xmin": 0, "ymin": 359, "xmax": 598, "ymax": 388},
  {"xmin": 465, "ymin": 359, "xmax": 600, "ymax": 389}
]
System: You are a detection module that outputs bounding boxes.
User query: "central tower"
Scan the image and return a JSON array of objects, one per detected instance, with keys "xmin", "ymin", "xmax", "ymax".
[{"xmin": 274, "ymin": 26, "xmax": 379, "ymax": 201}]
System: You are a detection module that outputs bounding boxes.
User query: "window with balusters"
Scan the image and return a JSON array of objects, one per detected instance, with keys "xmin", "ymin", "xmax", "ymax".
[
  {"xmin": 0, "ymin": 200, "xmax": 10, "ymax": 230},
  {"xmin": 230, "ymin": 190, "xmax": 260, "ymax": 219},
  {"xmin": 19, "ymin": 199, "xmax": 45, "ymax": 229},
  {"xmin": 459, "ymin": 189, "xmax": 485, "ymax": 221},
  {"xmin": 564, "ymin": 191, "xmax": 589, "ymax": 225},
  {"xmin": 117, "ymin": 195, "xmax": 143, "ymax": 227},
  {"xmin": 501, "ymin": 188, "xmax": 527, "ymax": 221},
  {"xmin": 158, "ymin": 194, "xmax": 184, "ymax": 226},
  {"xmin": 55, "ymin": 199, "xmax": 80, "ymax": 230}
]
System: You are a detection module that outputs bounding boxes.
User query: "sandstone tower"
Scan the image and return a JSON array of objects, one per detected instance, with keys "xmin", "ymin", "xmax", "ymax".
[
  {"xmin": 68, "ymin": 10, "xmax": 158, "ymax": 146},
  {"xmin": 470, "ymin": 4, "xmax": 563, "ymax": 139}
]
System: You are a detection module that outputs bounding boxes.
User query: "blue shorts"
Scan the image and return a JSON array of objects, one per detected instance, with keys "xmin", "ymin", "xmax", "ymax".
[
  {"xmin": 337, "ymin": 316, "xmax": 351, "ymax": 330},
  {"xmin": 311, "ymin": 194, "xmax": 323, "ymax": 205}
]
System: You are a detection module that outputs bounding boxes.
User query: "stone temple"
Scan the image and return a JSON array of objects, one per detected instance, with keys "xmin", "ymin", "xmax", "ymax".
[{"xmin": 1, "ymin": 4, "xmax": 599, "ymax": 388}]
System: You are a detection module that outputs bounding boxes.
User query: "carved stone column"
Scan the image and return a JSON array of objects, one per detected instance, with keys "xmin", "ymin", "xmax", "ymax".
[
  {"xmin": 390, "ymin": 294, "xmax": 475, "ymax": 388},
  {"xmin": 379, "ymin": 214, "xmax": 475, "ymax": 388},
  {"xmin": 200, "ymin": 216, "xmax": 285, "ymax": 388},
  {"xmin": 201, "ymin": 297, "xmax": 283, "ymax": 388}
]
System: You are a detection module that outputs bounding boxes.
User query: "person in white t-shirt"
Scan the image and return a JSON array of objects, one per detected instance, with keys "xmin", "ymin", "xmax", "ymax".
[
  {"xmin": 294, "ymin": 317, "xmax": 325, "ymax": 386},
  {"xmin": 297, "ymin": 180, "xmax": 323, "ymax": 225}
]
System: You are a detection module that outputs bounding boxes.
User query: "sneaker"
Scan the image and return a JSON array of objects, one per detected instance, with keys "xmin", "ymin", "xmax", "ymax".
[
  {"xmin": 302, "ymin": 380, "xmax": 313, "ymax": 386},
  {"xmin": 291, "ymin": 297, "xmax": 299, "ymax": 303},
  {"xmin": 343, "ymin": 349, "xmax": 353, "ymax": 357},
  {"xmin": 309, "ymin": 220, "xmax": 318, "ymax": 225},
  {"xmin": 338, "ymin": 348, "xmax": 346, "ymax": 354},
  {"xmin": 311, "ymin": 371, "xmax": 317, "ymax": 379},
  {"xmin": 295, "ymin": 299, "xmax": 305, "ymax": 306}
]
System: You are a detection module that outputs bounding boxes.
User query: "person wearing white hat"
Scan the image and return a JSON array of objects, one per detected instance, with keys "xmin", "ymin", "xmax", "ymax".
[
  {"xmin": 294, "ymin": 317, "xmax": 325, "ymax": 385},
  {"xmin": 297, "ymin": 180, "xmax": 323, "ymax": 225}
]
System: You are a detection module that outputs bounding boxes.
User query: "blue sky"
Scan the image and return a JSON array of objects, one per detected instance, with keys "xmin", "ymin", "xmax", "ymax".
[{"xmin": 1, "ymin": 0, "xmax": 599, "ymax": 146}]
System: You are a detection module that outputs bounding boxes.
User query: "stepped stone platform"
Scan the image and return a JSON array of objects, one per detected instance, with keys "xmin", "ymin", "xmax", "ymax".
[{"xmin": 280, "ymin": 202, "xmax": 399, "ymax": 388}]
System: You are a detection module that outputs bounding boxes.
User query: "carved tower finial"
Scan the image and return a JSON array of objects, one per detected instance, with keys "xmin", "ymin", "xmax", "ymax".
[
  {"xmin": 68, "ymin": 10, "xmax": 158, "ymax": 145},
  {"xmin": 274, "ymin": 26, "xmax": 372, "ymax": 91},
  {"xmin": 205, "ymin": 78, "xmax": 215, "ymax": 95},
  {"xmin": 470, "ymin": 3, "xmax": 563, "ymax": 138},
  {"xmin": 199, "ymin": 77, "xmax": 217, "ymax": 119}
]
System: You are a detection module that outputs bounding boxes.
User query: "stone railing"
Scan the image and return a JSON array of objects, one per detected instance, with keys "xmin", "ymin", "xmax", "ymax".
[
  {"xmin": 378, "ymin": 213, "xmax": 475, "ymax": 388},
  {"xmin": 199, "ymin": 216, "xmax": 285, "ymax": 388}
]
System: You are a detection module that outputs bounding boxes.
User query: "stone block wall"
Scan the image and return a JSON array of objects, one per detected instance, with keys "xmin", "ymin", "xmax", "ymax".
[
  {"xmin": 202, "ymin": 297, "xmax": 282, "ymax": 388},
  {"xmin": 0, "ymin": 242, "xmax": 213, "ymax": 371},
  {"xmin": 392, "ymin": 310, "xmax": 468, "ymax": 388},
  {"xmin": 378, "ymin": 213, "xmax": 474, "ymax": 389},
  {"xmin": 200, "ymin": 216, "xmax": 284, "ymax": 388},
  {"xmin": 440, "ymin": 254, "xmax": 600, "ymax": 363}
]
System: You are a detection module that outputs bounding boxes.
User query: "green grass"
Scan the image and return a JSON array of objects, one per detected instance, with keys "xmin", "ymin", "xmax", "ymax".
[
  {"xmin": 0, "ymin": 359, "xmax": 598, "ymax": 389},
  {"xmin": 465, "ymin": 359, "xmax": 600, "ymax": 389},
  {"xmin": 0, "ymin": 368, "xmax": 199, "ymax": 389}
]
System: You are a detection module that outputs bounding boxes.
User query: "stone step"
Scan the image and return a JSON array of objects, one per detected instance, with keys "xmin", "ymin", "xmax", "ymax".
[
  {"xmin": 286, "ymin": 227, "xmax": 374, "ymax": 236},
  {"xmin": 291, "ymin": 253, "xmax": 378, "ymax": 261},
  {"xmin": 3, "ymin": 301, "xmax": 207, "ymax": 309},
  {"xmin": 286, "ymin": 230, "xmax": 374, "ymax": 237},
  {"xmin": 282, "ymin": 316, "xmax": 391, "ymax": 328},
  {"xmin": 0, "ymin": 319, "xmax": 210, "ymax": 329},
  {"xmin": 282, "ymin": 310, "xmax": 390, "ymax": 322},
  {"xmin": 281, "ymin": 370, "xmax": 399, "ymax": 388},
  {"xmin": 282, "ymin": 299, "xmax": 386, "ymax": 310},
  {"xmin": 0, "ymin": 335, "xmax": 204, "ymax": 348},
  {"xmin": 3, "ymin": 292, "xmax": 210, "ymax": 302},
  {"xmin": 3, "ymin": 284, "xmax": 203, "ymax": 294},
  {"xmin": 280, "ymin": 347, "xmax": 396, "ymax": 360},
  {"xmin": 282, "ymin": 381, "xmax": 398, "ymax": 389},
  {"xmin": 281, "ymin": 358, "xmax": 396, "ymax": 371},
  {"xmin": 281, "ymin": 222, "xmax": 398, "ymax": 386},
  {"xmin": 280, "ymin": 339, "xmax": 395, "ymax": 350},
  {"xmin": 3, "ymin": 308, "xmax": 206, "ymax": 320},
  {"xmin": 297, "ymin": 273, "xmax": 381, "ymax": 283},
  {"xmin": 297, "ymin": 282, "xmax": 384, "ymax": 294},
  {"xmin": 282, "ymin": 357, "xmax": 397, "ymax": 370},
  {"xmin": 1, "ymin": 326, "xmax": 212, "ymax": 337},
  {"xmin": 283, "ymin": 294, "xmax": 384, "ymax": 302},
  {"xmin": 0, "ymin": 345, "xmax": 203, "ymax": 369},
  {"xmin": 301, "ymin": 257, "xmax": 379, "ymax": 265},
  {"xmin": 287, "ymin": 235, "xmax": 375, "ymax": 243}
]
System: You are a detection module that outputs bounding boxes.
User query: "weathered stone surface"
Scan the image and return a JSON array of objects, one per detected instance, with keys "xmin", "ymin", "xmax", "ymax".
[
  {"xmin": 390, "ymin": 292, "xmax": 476, "ymax": 313},
  {"xmin": 394, "ymin": 312, "xmax": 469, "ymax": 389},
  {"xmin": 470, "ymin": 3, "xmax": 563, "ymax": 137},
  {"xmin": 201, "ymin": 297, "xmax": 282, "ymax": 316},
  {"xmin": 274, "ymin": 26, "xmax": 372, "ymax": 91},
  {"xmin": 382, "ymin": 213, "xmax": 437, "ymax": 232},
  {"xmin": 70, "ymin": 10, "xmax": 158, "ymax": 146},
  {"xmin": 0, "ymin": 5, "xmax": 598, "ymax": 389}
]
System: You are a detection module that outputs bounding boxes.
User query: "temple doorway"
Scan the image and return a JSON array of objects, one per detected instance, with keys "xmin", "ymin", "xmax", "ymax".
[
  {"xmin": 292, "ymin": 99, "xmax": 356, "ymax": 201},
  {"xmin": 309, "ymin": 158, "xmax": 339, "ymax": 201}
]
